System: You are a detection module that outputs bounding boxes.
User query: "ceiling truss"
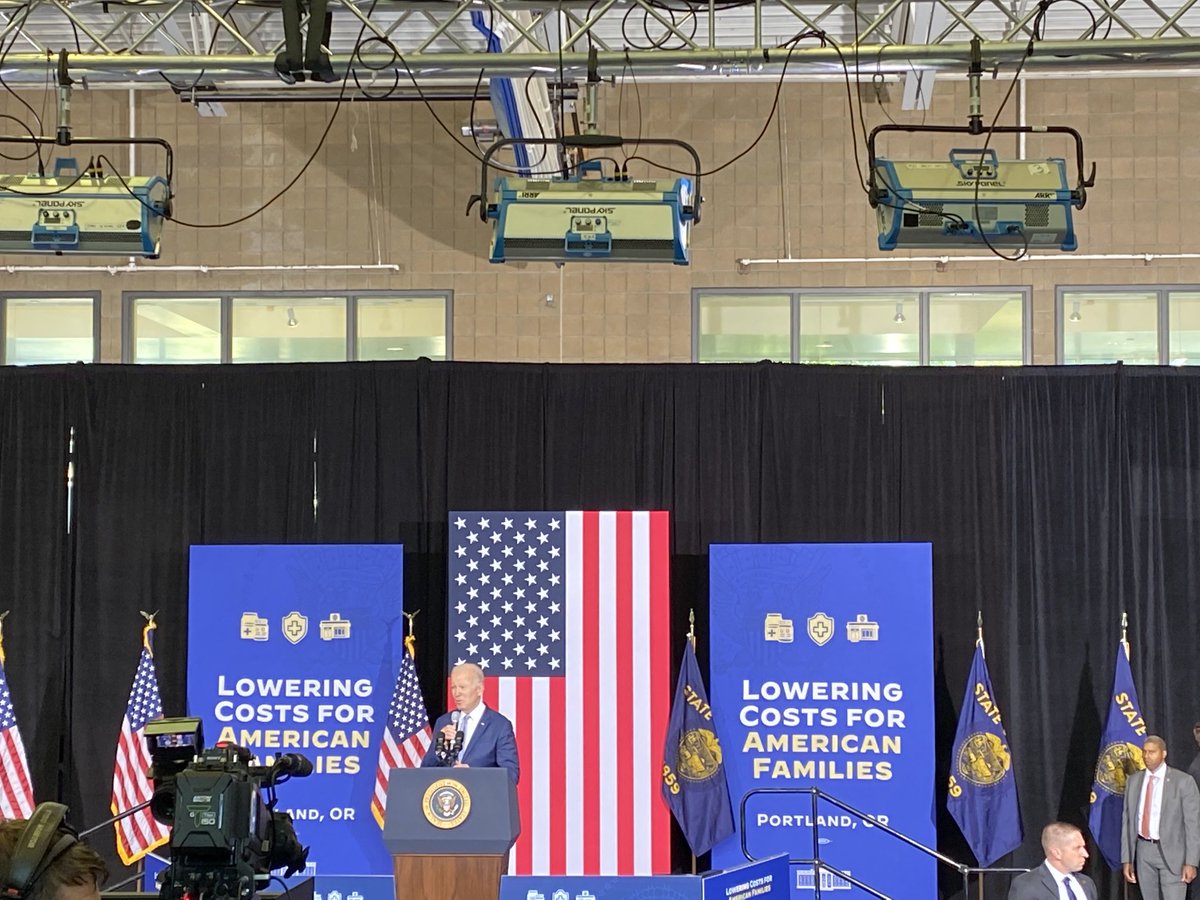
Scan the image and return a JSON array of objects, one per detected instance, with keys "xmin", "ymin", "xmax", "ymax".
[{"xmin": 0, "ymin": 0, "xmax": 1196, "ymax": 92}]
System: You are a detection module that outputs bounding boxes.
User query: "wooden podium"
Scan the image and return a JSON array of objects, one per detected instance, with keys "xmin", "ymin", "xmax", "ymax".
[{"xmin": 382, "ymin": 768, "xmax": 520, "ymax": 900}]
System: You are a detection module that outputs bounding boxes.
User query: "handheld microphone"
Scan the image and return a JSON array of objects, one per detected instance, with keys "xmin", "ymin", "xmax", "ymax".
[
  {"xmin": 448, "ymin": 710, "xmax": 463, "ymax": 762},
  {"xmin": 452, "ymin": 710, "xmax": 464, "ymax": 750},
  {"xmin": 273, "ymin": 753, "xmax": 314, "ymax": 777}
]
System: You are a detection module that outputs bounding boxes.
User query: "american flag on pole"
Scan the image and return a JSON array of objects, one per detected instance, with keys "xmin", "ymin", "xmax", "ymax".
[
  {"xmin": 0, "ymin": 618, "xmax": 35, "ymax": 820},
  {"xmin": 448, "ymin": 511, "xmax": 671, "ymax": 875},
  {"xmin": 370, "ymin": 638, "xmax": 433, "ymax": 828},
  {"xmin": 111, "ymin": 617, "xmax": 169, "ymax": 865}
]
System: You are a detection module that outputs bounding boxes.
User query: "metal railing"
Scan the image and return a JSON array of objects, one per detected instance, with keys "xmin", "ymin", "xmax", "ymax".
[{"xmin": 739, "ymin": 787, "xmax": 1027, "ymax": 899}]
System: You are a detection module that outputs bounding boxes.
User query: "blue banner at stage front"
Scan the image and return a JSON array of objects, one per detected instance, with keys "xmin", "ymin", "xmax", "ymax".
[
  {"xmin": 499, "ymin": 853, "xmax": 788, "ymax": 900},
  {"xmin": 188, "ymin": 544, "xmax": 405, "ymax": 878},
  {"xmin": 709, "ymin": 544, "xmax": 935, "ymax": 899}
]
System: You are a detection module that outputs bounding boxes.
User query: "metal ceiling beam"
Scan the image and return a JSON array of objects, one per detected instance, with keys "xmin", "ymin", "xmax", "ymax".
[
  {"xmin": 0, "ymin": 0, "xmax": 1194, "ymax": 87},
  {"xmin": 1, "ymin": 38, "xmax": 1199, "ymax": 83}
]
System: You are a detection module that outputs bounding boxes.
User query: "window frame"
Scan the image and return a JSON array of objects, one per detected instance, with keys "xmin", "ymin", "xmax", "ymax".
[
  {"xmin": 692, "ymin": 287, "xmax": 1032, "ymax": 365},
  {"xmin": 1, "ymin": 292, "xmax": 101, "ymax": 365},
  {"xmin": 122, "ymin": 290, "xmax": 454, "ymax": 364},
  {"xmin": 1054, "ymin": 285, "xmax": 1200, "ymax": 365}
]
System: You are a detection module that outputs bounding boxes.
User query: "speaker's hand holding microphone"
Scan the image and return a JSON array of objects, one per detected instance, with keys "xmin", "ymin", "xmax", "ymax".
[{"xmin": 438, "ymin": 711, "xmax": 461, "ymax": 763}]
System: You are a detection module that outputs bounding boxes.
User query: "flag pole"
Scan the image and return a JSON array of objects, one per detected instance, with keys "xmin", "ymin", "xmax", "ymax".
[
  {"xmin": 135, "ymin": 611, "xmax": 156, "ymax": 884},
  {"xmin": 977, "ymin": 610, "xmax": 985, "ymax": 900},
  {"xmin": 0, "ymin": 610, "xmax": 9, "ymax": 666},
  {"xmin": 403, "ymin": 609, "xmax": 419, "ymax": 658},
  {"xmin": 688, "ymin": 608, "xmax": 698, "ymax": 875},
  {"xmin": 1121, "ymin": 610, "xmax": 1129, "ymax": 900}
]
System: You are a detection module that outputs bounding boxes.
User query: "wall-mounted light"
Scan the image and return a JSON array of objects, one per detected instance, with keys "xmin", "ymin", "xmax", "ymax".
[
  {"xmin": 286, "ymin": 306, "xmax": 299, "ymax": 328},
  {"xmin": 1068, "ymin": 299, "xmax": 1082, "ymax": 322},
  {"xmin": 893, "ymin": 302, "xmax": 906, "ymax": 324}
]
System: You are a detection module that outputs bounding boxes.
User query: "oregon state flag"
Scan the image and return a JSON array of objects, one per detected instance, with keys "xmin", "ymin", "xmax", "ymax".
[
  {"xmin": 947, "ymin": 640, "xmax": 1022, "ymax": 867},
  {"xmin": 661, "ymin": 641, "xmax": 734, "ymax": 856},
  {"xmin": 1088, "ymin": 640, "xmax": 1146, "ymax": 869}
]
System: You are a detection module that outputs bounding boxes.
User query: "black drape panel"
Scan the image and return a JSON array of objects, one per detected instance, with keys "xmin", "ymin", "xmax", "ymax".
[
  {"xmin": 10, "ymin": 360, "xmax": 1200, "ymax": 898},
  {"xmin": 69, "ymin": 366, "xmax": 204, "ymax": 863},
  {"xmin": 0, "ymin": 367, "xmax": 75, "ymax": 806}
]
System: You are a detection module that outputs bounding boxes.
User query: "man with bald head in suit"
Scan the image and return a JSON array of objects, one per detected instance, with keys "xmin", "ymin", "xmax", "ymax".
[{"xmin": 1007, "ymin": 822, "xmax": 1097, "ymax": 900}]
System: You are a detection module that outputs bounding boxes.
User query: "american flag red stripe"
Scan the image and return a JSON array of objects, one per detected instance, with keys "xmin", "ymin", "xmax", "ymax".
[
  {"xmin": 111, "ymin": 626, "xmax": 170, "ymax": 865},
  {"xmin": 0, "ymin": 654, "xmax": 36, "ymax": 820},
  {"xmin": 452, "ymin": 510, "xmax": 670, "ymax": 876},
  {"xmin": 648, "ymin": 511, "xmax": 671, "ymax": 874},
  {"xmin": 615, "ymin": 512, "xmax": 634, "ymax": 874}
]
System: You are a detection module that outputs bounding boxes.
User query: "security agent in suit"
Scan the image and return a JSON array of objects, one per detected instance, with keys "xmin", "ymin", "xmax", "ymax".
[
  {"xmin": 1122, "ymin": 735, "xmax": 1200, "ymax": 900},
  {"xmin": 0, "ymin": 804, "xmax": 107, "ymax": 900},
  {"xmin": 1007, "ymin": 822, "xmax": 1098, "ymax": 900},
  {"xmin": 421, "ymin": 662, "xmax": 520, "ymax": 785}
]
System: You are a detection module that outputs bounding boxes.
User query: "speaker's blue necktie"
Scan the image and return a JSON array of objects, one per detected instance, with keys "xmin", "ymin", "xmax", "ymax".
[{"xmin": 1062, "ymin": 876, "xmax": 1078, "ymax": 900}]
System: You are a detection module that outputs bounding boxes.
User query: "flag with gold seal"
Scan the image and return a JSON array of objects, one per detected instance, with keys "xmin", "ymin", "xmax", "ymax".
[
  {"xmin": 661, "ymin": 638, "xmax": 734, "ymax": 856},
  {"xmin": 947, "ymin": 630, "xmax": 1022, "ymax": 868},
  {"xmin": 1088, "ymin": 631, "xmax": 1145, "ymax": 869}
]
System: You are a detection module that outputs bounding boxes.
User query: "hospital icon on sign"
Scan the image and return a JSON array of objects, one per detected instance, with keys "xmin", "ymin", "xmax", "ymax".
[
  {"xmin": 319, "ymin": 613, "xmax": 352, "ymax": 640},
  {"xmin": 764, "ymin": 613, "xmax": 794, "ymax": 643},
  {"xmin": 846, "ymin": 614, "xmax": 880, "ymax": 642}
]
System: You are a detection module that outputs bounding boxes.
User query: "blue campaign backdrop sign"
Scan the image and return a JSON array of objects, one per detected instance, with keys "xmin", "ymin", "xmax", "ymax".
[
  {"xmin": 708, "ymin": 544, "xmax": 935, "ymax": 899},
  {"xmin": 188, "ymin": 544, "xmax": 406, "ymax": 877},
  {"xmin": 700, "ymin": 853, "xmax": 789, "ymax": 899},
  {"xmin": 499, "ymin": 854, "xmax": 788, "ymax": 900}
]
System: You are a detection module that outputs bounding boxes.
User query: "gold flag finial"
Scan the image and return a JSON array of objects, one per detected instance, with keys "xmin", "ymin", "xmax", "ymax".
[
  {"xmin": 140, "ymin": 610, "xmax": 158, "ymax": 655},
  {"xmin": 0, "ymin": 610, "xmax": 9, "ymax": 666},
  {"xmin": 687, "ymin": 608, "xmax": 696, "ymax": 650},
  {"xmin": 976, "ymin": 610, "xmax": 985, "ymax": 657},
  {"xmin": 403, "ymin": 610, "xmax": 419, "ymax": 658},
  {"xmin": 1120, "ymin": 610, "xmax": 1129, "ymax": 658}
]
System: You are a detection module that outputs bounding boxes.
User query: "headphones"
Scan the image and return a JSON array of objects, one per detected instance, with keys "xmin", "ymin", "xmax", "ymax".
[{"xmin": 1, "ymin": 803, "xmax": 80, "ymax": 900}]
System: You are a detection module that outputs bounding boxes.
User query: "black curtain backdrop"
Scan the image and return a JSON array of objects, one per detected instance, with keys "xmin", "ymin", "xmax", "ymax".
[{"xmin": 2, "ymin": 360, "xmax": 1198, "ymax": 899}]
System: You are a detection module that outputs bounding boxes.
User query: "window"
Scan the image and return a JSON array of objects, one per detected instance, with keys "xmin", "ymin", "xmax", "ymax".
[
  {"xmin": 125, "ymin": 292, "xmax": 452, "ymax": 363},
  {"xmin": 358, "ymin": 296, "xmax": 450, "ymax": 361},
  {"xmin": 929, "ymin": 291, "xmax": 1027, "ymax": 366},
  {"xmin": 231, "ymin": 296, "xmax": 347, "ymax": 364},
  {"xmin": 1059, "ymin": 289, "xmax": 1159, "ymax": 365},
  {"xmin": 130, "ymin": 297, "xmax": 221, "ymax": 364},
  {"xmin": 695, "ymin": 294, "xmax": 790, "ymax": 362},
  {"xmin": 694, "ymin": 288, "xmax": 1030, "ymax": 365},
  {"xmin": 3, "ymin": 295, "xmax": 98, "ymax": 365},
  {"xmin": 1055, "ymin": 287, "xmax": 1200, "ymax": 365},
  {"xmin": 798, "ymin": 293, "xmax": 920, "ymax": 366}
]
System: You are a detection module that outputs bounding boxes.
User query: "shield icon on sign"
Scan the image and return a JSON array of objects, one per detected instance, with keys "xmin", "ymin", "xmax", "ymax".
[
  {"xmin": 807, "ymin": 612, "xmax": 835, "ymax": 646},
  {"xmin": 282, "ymin": 611, "xmax": 308, "ymax": 644}
]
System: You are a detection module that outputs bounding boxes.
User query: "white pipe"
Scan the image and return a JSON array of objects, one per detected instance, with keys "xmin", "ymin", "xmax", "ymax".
[
  {"xmin": 0, "ymin": 262, "xmax": 402, "ymax": 274},
  {"xmin": 1017, "ymin": 78, "xmax": 1026, "ymax": 158},
  {"xmin": 128, "ymin": 88, "xmax": 137, "ymax": 176},
  {"xmin": 737, "ymin": 253, "xmax": 1200, "ymax": 266}
]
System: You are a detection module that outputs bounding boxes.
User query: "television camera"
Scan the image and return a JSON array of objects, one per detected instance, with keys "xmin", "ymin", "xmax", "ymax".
[{"xmin": 144, "ymin": 717, "xmax": 311, "ymax": 900}]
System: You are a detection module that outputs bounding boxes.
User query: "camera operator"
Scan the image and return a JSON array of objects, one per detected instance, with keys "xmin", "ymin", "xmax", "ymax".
[{"xmin": 0, "ymin": 816, "xmax": 107, "ymax": 900}]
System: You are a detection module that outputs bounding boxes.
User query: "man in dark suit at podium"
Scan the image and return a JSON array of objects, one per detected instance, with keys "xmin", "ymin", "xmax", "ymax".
[{"xmin": 421, "ymin": 662, "xmax": 520, "ymax": 784}]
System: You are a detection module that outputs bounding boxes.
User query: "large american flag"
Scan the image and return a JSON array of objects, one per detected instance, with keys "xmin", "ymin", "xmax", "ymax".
[
  {"xmin": 448, "ymin": 511, "xmax": 671, "ymax": 875},
  {"xmin": 111, "ymin": 621, "xmax": 170, "ymax": 864},
  {"xmin": 0, "ymin": 634, "xmax": 35, "ymax": 820},
  {"xmin": 370, "ymin": 644, "xmax": 433, "ymax": 828}
]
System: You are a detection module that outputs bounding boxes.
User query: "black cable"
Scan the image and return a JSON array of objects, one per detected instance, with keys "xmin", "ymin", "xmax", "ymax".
[
  {"xmin": 624, "ymin": 31, "xmax": 823, "ymax": 179},
  {"xmin": 968, "ymin": 0, "xmax": 1067, "ymax": 262},
  {"xmin": 618, "ymin": 48, "xmax": 643, "ymax": 166},
  {"xmin": 0, "ymin": 4, "xmax": 45, "ymax": 171},
  {"xmin": 124, "ymin": 0, "xmax": 387, "ymax": 228}
]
